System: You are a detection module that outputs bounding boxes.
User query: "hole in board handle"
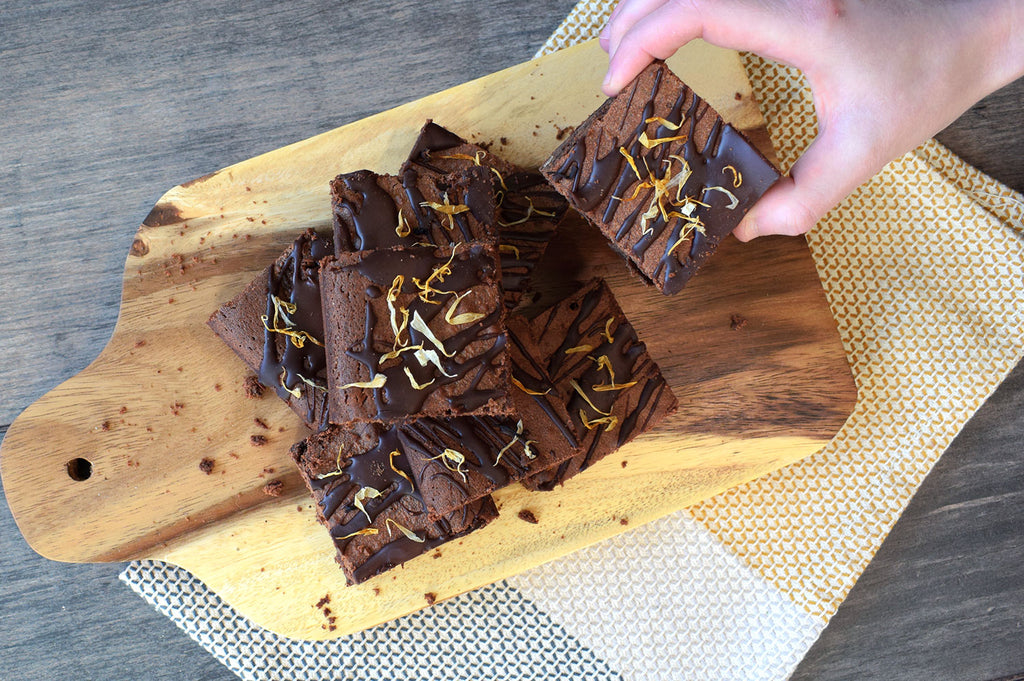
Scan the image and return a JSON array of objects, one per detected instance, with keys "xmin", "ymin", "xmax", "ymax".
[{"xmin": 66, "ymin": 458, "xmax": 93, "ymax": 481}]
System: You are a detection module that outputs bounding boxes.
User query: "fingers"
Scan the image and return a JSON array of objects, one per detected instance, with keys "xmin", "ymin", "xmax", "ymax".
[
  {"xmin": 602, "ymin": 0, "xmax": 802, "ymax": 96},
  {"xmin": 600, "ymin": 0, "xmax": 669, "ymax": 54},
  {"xmin": 603, "ymin": 1, "xmax": 701, "ymax": 95},
  {"xmin": 732, "ymin": 116, "xmax": 886, "ymax": 241}
]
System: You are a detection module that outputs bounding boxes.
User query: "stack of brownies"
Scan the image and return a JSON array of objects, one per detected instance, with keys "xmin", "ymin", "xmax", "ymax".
[{"xmin": 207, "ymin": 61, "xmax": 779, "ymax": 586}]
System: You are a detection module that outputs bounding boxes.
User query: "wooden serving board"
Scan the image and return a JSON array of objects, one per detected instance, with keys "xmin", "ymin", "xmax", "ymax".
[{"xmin": 1, "ymin": 39, "xmax": 856, "ymax": 640}]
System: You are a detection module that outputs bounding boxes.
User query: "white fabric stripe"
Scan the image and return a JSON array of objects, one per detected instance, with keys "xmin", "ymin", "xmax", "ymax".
[{"xmin": 508, "ymin": 511, "xmax": 824, "ymax": 681}]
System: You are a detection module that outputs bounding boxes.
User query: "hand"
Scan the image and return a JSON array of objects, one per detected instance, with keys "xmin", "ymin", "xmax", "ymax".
[{"xmin": 600, "ymin": 0, "xmax": 1024, "ymax": 241}]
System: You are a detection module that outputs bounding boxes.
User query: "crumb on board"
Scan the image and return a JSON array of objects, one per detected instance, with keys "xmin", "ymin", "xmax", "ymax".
[
  {"xmin": 424, "ymin": 592, "xmax": 437, "ymax": 606},
  {"xmin": 262, "ymin": 480, "xmax": 284, "ymax": 497},
  {"xmin": 730, "ymin": 313, "xmax": 748, "ymax": 330},
  {"xmin": 243, "ymin": 375, "xmax": 265, "ymax": 398},
  {"xmin": 199, "ymin": 458, "xmax": 215, "ymax": 475},
  {"xmin": 517, "ymin": 509, "xmax": 539, "ymax": 524},
  {"xmin": 250, "ymin": 434, "xmax": 268, "ymax": 447}
]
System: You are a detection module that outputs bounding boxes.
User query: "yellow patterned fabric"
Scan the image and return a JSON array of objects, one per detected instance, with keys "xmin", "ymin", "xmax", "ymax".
[{"xmin": 539, "ymin": 2, "xmax": 1024, "ymax": 623}]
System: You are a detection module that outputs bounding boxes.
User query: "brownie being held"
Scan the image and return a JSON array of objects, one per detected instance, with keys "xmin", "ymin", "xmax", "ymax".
[{"xmin": 541, "ymin": 61, "xmax": 780, "ymax": 295}]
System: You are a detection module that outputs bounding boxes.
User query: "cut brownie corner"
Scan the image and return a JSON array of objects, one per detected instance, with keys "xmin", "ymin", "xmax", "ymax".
[
  {"xmin": 541, "ymin": 60, "xmax": 780, "ymax": 295},
  {"xmin": 401, "ymin": 120, "xmax": 568, "ymax": 311},
  {"xmin": 290, "ymin": 424, "xmax": 499, "ymax": 585},
  {"xmin": 207, "ymin": 228, "xmax": 334, "ymax": 430}
]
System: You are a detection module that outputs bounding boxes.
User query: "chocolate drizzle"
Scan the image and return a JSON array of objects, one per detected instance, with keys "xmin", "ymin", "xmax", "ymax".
[
  {"xmin": 543, "ymin": 61, "xmax": 781, "ymax": 295},
  {"xmin": 399, "ymin": 416, "xmax": 534, "ymax": 510},
  {"xmin": 326, "ymin": 244, "xmax": 510, "ymax": 422},
  {"xmin": 296, "ymin": 426, "xmax": 496, "ymax": 584},
  {"xmin": 256, "ymin": 230, "xmax": 332, "ymax": 429},
  {"xmin": 520, "ymin": 279, "xmax": 677, "ymax": 489},
  {"xmin": 402, "ymin": 121, "xmax": 566, "ymax": 309},
  {"xmin": 331, "ymin": 167, "xmax": 497, "ymax": 256}
]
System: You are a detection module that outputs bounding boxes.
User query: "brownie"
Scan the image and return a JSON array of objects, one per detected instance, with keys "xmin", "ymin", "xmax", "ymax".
[
  {"xmin": 397, "ymin": 415, "xmax": 537, "ymax": 518},
  {"xmin": 207, "ymin": 229, "xmax": 333, "ymax": 430},
  {"xmin": 320, "ymin": 242, "xmax": 514, "ymax": 423},
  {"xmin": 503, "ymin": 319, "xmax": 584, "ymax": 476},
  {"xmin": 540, "ymin": 61, "xmax": 781, "ymax": 295},
  {"xmin": 402, "ymin": 121, "xmax": 569, "ymax": 309},
  {"xmin": 515, "ymin": 279, "xmax": 678, "ymax": 490},
  {"xmin": 290, "ymin": 424, "xmax": 498, "ymax": 585},
  {"xmin": 331, "ymin": 164, "xmax": 497, "ymax": 254}
]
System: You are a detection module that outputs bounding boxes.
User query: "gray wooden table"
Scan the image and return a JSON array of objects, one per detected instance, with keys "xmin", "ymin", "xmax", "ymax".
[{"xmin": 2, "ymin": 2, "xmax": 1022, "ymax": 679}]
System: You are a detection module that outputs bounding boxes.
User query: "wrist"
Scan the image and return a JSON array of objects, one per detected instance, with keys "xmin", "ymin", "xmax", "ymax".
[{"xmin": 983, "ymin": 0, "xmax": 1024, "ymax": 91}]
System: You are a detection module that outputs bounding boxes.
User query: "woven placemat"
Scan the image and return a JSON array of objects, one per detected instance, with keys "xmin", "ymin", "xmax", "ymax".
[{"xmin": 121, "ymin": 2, "xmax": 1024, "ymax": 679}]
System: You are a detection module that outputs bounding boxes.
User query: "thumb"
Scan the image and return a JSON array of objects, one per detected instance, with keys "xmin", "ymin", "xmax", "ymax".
[{"xmin": 733, "ymin": 116, "xmax": 885, "ymax": 241}]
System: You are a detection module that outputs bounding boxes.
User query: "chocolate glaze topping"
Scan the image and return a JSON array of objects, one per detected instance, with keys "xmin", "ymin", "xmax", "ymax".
[
  {"xmin": 256, "ymin": 230, "xmax": 333, "ymax": 428},
  {"xmin": 330, "ymin": 244, "xmax": 509, "ymax": 421},
  {"xmin": 403, "ymin": 121, "xmax": 567, "ymax": 309},
  {"xmin": 331, "ymin": 167, "xmax": 496, "ymax": 255},
  {"xmin": 298, "ymin": 426, "xmax": 494, "ymax": 584},
  {"xmin": 522, "ymin": 279, "xmax": 676, "ymax": 489},
  {"xmin": 545, "ymin": 62, "xmax": 780, "ymax": 295}
]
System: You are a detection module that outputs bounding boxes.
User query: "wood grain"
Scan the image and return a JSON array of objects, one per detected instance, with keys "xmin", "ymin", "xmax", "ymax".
[{"xmin": 1, "ymin": 39, "xmax": 855, "ymax": 639}]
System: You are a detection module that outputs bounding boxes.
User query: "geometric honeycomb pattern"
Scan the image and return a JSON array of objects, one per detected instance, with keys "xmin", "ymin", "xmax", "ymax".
[{"xmin": 121, "ymin": 560, "xmax": 622, "ymax": 681}]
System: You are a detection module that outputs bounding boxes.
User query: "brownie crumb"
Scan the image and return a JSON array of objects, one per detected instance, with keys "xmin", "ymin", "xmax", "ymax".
[
  {"xmin": 262, "ymin": 480, "xmax": 284, "ymax": 497},
  {"xmin": 432, "ymin": 550, "xmax": 442, "ymax": 559},
  {"xmin": 621, "ymin": 460, "xmax": 628, "ymax": 468},
  {"xmin": 243, "ymin": 375, "xmax": 265, "ymax": 398},
  {"xmin": 424, "ymin": 592, "xmax": 437, "ymax": 606},
  {"xmin": 250, "ymin": 434, "xmax": 268, "ymax": 447},
  {"xmin": 730, "ymin": 314, "xmax": 748, "ymax": 330},
  {"xmin": 372, "ymin": 587, "xmax": 381, "ymax": 596},
  {"xmin": 555, "ymin": 125, "xmax": 574, "ymax": 140},
  {"xmin": 620, "ymin": 518, "xmax": 629, "ymax": 526},
  {"xmin": 198, "ymin": 458, "xmax": 215, "ymax": 475},
  {"xmin": 517, "ymin": 509, "xmax": 539, "ymax": 524},
  {"xmin": 100, "ymin": 420, "xmax": 112, "ymax": 432},
  {"xmin": 119, "ymin": 406, "xmax": 128, "ymax": 414},
  {"xmin": 171, "ymin": 402, "xmax": 185, "ymax": 416},
  {"xmin": 315, "ymin": 594, "xmax": 331, "ymax": 609},
  {"xmin": 499, "ymin": 136, "xmax": 509, "ymax": 146},
  {"xmin": 253, "ymin": 417, "xmax": 270, "ymax": 430}
]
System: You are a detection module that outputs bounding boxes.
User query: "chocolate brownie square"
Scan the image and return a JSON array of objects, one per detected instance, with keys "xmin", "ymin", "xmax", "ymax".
[
  {"xmin": 397, "ymin": 415, "xmax": 537, "ymax": 519},
  {"xmin": 290, "ymin": 424, "xmax": 498, "ymax": 585},
  {"xmin": 207, "ymin": 229, "xmax": 333, "ymax": 430},
  {"xmin": 541, "ymin": 61, "xmax": 781, "ymax": 295},
  {"xmin": 320, "ymin": 242, "xmax": 514, "ymax": 423},
  {"xmin": 331, "ymin": 164, "xmax": 497, "ymax": 253},
  {"xmin": 516, "ymin": 279, "xmax": 678, "ymax": 490},
  {"xmin": 402, "ymin": 121, "xmax": 568, "ymax": 309}
]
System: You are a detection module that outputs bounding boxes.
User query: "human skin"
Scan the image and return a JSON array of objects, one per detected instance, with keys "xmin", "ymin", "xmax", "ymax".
[{"xmin": 600, "ymin": 0, "xmax": 1024, "ymax": 240}]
